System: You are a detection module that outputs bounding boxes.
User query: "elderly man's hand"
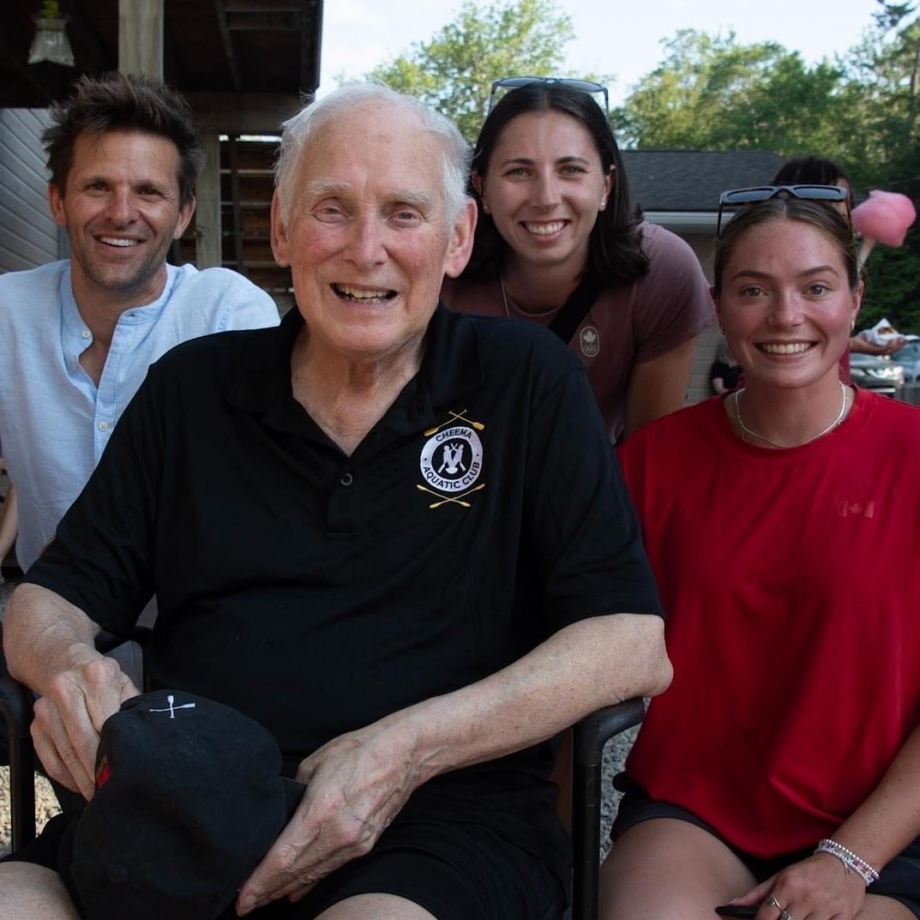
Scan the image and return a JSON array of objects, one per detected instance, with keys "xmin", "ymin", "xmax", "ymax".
[
  {"xmin": 31, "ymin": 657, "xmax": 139, "ymax": 800},
  {"xmin": 236, "ymin": 722, "xmax": 421, "ymax": 915}
]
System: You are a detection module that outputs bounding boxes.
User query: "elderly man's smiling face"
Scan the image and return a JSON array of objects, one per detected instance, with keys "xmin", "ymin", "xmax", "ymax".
[{"xmin": 271, "ymin": 101, "xmax": 475, "ymax": 367}]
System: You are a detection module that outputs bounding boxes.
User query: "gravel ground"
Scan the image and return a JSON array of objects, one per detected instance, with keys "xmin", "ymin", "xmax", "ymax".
[
  {"xmin": 0, "ymin": 575, "xmax": 60, "ymax": 859},
  {"xmin": 599, "ymin": 728, "xmax": 636, "ymax": 857},
  {"xmin": 0, "ymin": 573, "xmax": 634, "ymax": 860}
]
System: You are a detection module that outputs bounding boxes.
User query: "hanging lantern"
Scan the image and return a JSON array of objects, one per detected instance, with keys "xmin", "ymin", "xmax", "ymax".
[{"xmin": 29, "ymin": 1, "xmax": 75, "ymax": 67}]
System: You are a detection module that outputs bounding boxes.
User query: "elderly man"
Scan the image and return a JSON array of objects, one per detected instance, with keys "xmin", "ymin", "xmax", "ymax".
[
  {"xmin": 0, "ymin": 72, "xmax": 278, "ymax": 577},
  {"xmin": 0, "ymin": 84, "xmax": 670, "ymax": 920}
]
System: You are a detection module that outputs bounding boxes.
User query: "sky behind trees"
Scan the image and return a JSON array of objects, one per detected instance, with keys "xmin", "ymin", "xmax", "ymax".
[{"xmin": 321, "ymin": 0, "xmax": 881, "ymax": 103}]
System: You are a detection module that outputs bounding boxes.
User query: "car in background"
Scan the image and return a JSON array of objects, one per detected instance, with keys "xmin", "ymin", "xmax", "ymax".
[
  {"xmin": 850, "ymin": 352, "xmax": 904, "ymax": 396},
  {"xmin": 890, "ymin": 341, "xmax": 920, "ymax": 383}
]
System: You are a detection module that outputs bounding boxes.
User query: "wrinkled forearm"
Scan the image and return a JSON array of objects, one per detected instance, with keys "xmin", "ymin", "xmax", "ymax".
[
  {"xmin": 3, "ymin": 582, "xmax": 103, "ymax": 695},
  {"xmin": 375, "ymin": 613, "xmax": 670, "ymax": 786}
]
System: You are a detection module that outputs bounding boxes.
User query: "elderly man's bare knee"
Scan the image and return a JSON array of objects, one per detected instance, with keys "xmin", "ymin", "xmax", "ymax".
[
  {"xmin": 316, "ymin": 893, "xmax": 436, "ymax": 920},
  {"xmin": 0, "ymin": 862, "xmax": 81, "ymax": 919}
]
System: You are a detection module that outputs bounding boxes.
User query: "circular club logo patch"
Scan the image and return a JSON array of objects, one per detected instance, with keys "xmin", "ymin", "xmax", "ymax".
[
  {"xmin": 579, "ymin": 325, "xmax": 600, "ymax": 358},
  {"xmin": 419, "ymin": 426, "xmax": 483, "ymax": 493}
]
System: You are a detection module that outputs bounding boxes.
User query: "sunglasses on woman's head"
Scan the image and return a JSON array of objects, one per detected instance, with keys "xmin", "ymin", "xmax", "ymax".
[
  {"xmin": 487, "ymin": 76, "xmax": 609, "ymax": 114},
  {"xmin": 716, "ymin": 184, "xmax": 850, "ymax": 236}
]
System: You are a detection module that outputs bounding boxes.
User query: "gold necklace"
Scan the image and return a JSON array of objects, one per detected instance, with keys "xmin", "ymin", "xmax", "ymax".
[
  {"xmin": 733, "ymin": 382, "xmax": 849, "ymax": 448},
  {"xmin": 498, "ymin": 276, "xmax": 559, "ymax": 319},
  {"xmin": 499, "ymin": 274, "xmax": 511, "ymax": 317}
]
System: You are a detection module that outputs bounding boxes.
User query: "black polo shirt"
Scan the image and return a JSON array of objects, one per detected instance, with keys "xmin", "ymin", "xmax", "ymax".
[{"xmin": 30, "ymin": 304, "xmax": 660, "ymax": 771}]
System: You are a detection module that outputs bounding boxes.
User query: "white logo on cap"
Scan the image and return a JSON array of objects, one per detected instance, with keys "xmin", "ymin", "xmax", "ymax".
[{"xmin": 149, "ymin": 694, "xmax": 197, "ymax": 719}]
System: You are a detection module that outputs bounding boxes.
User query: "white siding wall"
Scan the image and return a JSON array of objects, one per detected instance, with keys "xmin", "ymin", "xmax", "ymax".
[{"xmin": 0, "ymin": 109, "xmax": 61, "ymax": 273}]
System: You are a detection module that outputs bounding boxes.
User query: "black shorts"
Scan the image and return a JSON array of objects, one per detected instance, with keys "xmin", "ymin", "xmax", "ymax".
[
  {"xmin": 5, "ymin": 805, "xmax": 566, "ymax": 920},
  {"xmin": 610, "ymin": 775, "xmax": 920, "ymax": 919}
]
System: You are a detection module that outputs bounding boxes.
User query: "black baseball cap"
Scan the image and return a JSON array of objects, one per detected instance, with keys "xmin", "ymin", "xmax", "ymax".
[{"xmin": 59, "ymin": 690, "xmax": 305, "ymax": 920}]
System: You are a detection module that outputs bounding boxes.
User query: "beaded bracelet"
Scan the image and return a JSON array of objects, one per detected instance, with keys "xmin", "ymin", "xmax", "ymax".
[{"xmin": 815, "ymin": 838, "xmax": 880, "ymax": 886}]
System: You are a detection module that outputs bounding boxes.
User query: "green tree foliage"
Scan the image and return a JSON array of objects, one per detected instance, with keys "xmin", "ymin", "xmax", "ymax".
[
  {"xmin": 367, "ymin": 0, "xmax": 575, "ymax": 141},
  {"xmin": 839, "ymin": 3, "xmax": 920, "ymax": 329},
  {"xmin": 613, "ymin": 30, "xmax": 846, "ymax": 155}
]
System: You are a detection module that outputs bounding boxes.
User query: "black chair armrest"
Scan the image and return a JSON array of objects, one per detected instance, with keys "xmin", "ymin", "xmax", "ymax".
[
  {"xmin": 571, "ymin": 698, "xmax": 645, "ymax": 920},
  {"xmin": 0, "ymin": 673, "xmax": 36, "ymax": 851}
]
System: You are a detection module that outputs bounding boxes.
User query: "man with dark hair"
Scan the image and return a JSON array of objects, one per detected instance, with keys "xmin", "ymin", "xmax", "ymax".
[
  {"xmin": 42, "ymin": 71, "xmax": 205, "ymax": 211},
  {"xmin": 0, "ymin": 72, "xmax": 278, "ymax": 576}
]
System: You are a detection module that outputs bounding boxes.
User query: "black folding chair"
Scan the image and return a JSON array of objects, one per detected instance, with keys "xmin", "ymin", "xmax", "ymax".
[
  {"xmin": 0, "ymin": 670, "xmax": 35, "ymax": 852},
  {"xmin": 570, "ymin": 698, "xmax": 645, "ymax": 920}
]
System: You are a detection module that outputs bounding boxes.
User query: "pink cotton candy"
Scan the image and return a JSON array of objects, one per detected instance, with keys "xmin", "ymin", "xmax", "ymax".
[{"xmin": 851, "ymin": 190, "xmax": 917, "ymax": 247}]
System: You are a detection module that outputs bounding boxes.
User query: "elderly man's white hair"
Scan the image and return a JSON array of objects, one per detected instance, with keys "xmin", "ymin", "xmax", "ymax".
[{"xmin": 274, "ymin": 83, "xmax": 471, "ymax": 226}]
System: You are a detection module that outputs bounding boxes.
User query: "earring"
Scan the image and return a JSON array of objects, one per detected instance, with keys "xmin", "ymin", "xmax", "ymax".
[
  {"xmin": 850, "ymin": 319, "xmax": 856, "ymax": 332},
  {"xmin": 599, "ymin": 197, "xmax": 608, "ymax": 211},
  {"xmin": 482, "ymin": 202, "xmax": 490, "ymax": 214}
]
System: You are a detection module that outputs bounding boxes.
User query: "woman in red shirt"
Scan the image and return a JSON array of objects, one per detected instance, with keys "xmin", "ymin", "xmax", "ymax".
[{"xmin": 601, "ymin": 190, "xmax": 920, "ymax": 920}]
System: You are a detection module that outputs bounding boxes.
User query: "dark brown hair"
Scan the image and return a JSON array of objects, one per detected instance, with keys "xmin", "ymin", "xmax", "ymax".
[
  {"xmin": 771, "ymin": 156, "xmax": 854, "ymax": 210},
  {"xmin": 43, "ymin": 72, "xmax": 205, "ymax": 207}
]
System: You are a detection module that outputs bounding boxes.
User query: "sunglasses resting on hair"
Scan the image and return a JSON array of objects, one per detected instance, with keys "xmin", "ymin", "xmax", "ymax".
[
  {"xmin": 488, "ymin": 76, "xmax": 609, "ymax": 114},
  {"xmin": 716, "ymin": 184, "xmax": 850, "ymax": 236}
]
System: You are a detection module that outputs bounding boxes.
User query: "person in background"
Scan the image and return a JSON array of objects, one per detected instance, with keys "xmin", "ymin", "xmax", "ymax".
[
  {"xmin": 442, "ymin": 79, "xmax": 714, "ymax": 442},
  {"xmin": 709, "ymin": 336, "xmax": 741, "ymax": 395},
  {"xmin": 0, "ymin": 82, "xmax": 670, "ymax": 920},
  {"xmin": 0, "ymin": 72, "xmax": 279, "ymax": 578},
  {"xmin": 600, "ymin": 189, "xmax": 920, "ymax": 920}
]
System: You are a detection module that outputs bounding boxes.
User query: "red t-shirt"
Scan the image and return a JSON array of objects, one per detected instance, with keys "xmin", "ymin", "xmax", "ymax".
[{"xmin": 618, "ymin": 390, "xmax": 920, "ymax": 857}]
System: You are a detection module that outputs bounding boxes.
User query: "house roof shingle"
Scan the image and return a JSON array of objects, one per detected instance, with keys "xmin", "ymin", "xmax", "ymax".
[{"xmin": 621, "ymin": 150, "xmax": 786, "ymax": 212}]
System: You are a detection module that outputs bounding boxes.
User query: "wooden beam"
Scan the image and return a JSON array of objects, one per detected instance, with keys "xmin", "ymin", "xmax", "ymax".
[
  {"xmin": 186, "ymin": 92, "xmax": 302, "ymax": 135},
  {"xmin": 225, "ymin": 1, "xmax": 302, "ymax": 11},
  {"xmin": 119, "ymin": 0, "xmax": 163, "ymax": 78},
  {"xmin": 212, "ymin": 0, "xmax": 243, "ymax": 93},
  {"xmin": 226, "ymin": 14, "xmax": 299, "ymax": 31},
  {"xmin": 227, "ymin": 135, "xmax": 246, "ymax": 272},
  {"xmin": 196, "ymin": 132, "xmax": 222, "ymax": 269},
  {"xmin": 300, "ymin": 0, "xmax": 323, "ymax": 96}
]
